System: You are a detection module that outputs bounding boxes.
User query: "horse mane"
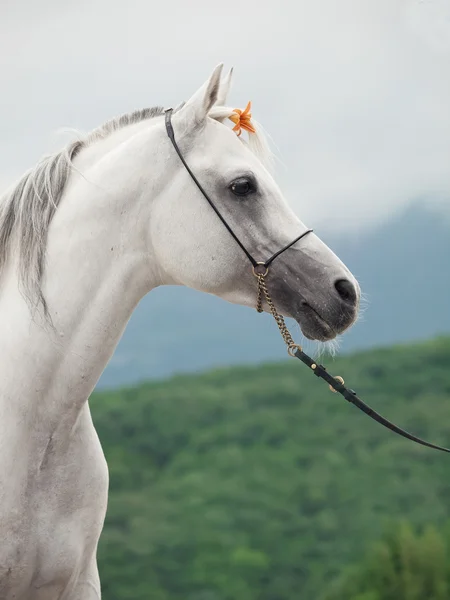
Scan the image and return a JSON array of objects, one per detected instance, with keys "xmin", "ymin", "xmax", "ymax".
[
  {"xmin": 0, "ymin": 106, "xmax": 176, "ymax": 314},
  {"xmin": 0, "ymin": 102, "xmax": 272, "ymax": 314}
]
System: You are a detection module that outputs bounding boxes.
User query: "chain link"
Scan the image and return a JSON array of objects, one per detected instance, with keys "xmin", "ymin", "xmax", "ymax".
[
  {"xmin": 254, "ymin": 268, "xmax": 347, "ymax": 388},
  {"xmin": 255, "ymin": 271, "xmax": 298, "ymax": 352}
]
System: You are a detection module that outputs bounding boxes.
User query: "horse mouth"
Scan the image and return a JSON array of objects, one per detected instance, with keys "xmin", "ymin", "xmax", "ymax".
[{"xmin": 295, "ymin": 302, "xmax": 337, "ymax": 342}]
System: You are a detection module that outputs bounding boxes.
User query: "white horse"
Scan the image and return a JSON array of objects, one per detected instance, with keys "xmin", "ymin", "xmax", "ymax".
[{"xmin": 0, "ymin": 64, "xmax": 360, "ymax": 599}]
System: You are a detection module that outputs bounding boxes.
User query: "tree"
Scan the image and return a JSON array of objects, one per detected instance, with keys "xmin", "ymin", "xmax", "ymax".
[{"xmin": 324, "ymin": 521, "xmax": 450, "ymax": 600}]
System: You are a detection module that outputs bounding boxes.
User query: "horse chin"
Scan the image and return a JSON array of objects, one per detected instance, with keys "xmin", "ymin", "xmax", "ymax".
[{"xmin": 295, "ymin": 304, "xmax": 337, "ymax": 342}]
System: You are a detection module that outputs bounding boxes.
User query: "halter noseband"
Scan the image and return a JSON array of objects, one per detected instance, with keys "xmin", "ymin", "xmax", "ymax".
[{"xmin": 163, "ymin": 107, "xmax": 450, "ymax": 456}]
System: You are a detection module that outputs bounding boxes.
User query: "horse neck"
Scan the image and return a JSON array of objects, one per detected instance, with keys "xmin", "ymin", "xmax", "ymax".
[{"xmin": 0, "ymin": 121, "xmax": 164, "ymax": 444}]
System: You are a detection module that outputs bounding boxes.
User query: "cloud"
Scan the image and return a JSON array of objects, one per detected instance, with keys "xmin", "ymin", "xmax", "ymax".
[{"xmin": 1, "ymin": 0, "xmax": 449, "ymax": 233}]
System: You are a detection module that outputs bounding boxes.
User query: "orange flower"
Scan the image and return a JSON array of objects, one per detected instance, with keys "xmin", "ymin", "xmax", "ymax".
[{"xmin": 228, "ymin": 101, "xmax": 256, "ymax": 137}]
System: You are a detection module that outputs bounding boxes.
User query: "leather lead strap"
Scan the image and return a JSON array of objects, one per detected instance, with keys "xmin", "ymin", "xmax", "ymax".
[{"xmin": 294, "ymin": 347, "xmax": 450, "ymax": 454}]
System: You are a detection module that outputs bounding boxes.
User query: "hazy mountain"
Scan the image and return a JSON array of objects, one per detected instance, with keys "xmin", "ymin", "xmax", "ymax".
[{"xmin": 98, "ymin": 204, "xmax": 450, "ymax": 389}]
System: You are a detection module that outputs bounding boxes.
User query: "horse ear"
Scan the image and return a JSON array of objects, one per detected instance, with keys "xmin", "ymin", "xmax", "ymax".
[
  {"xmin": 174, "ymin": 64, "xmax": 224, "ymax": 128},
  {"xmin": 216, "ymin": 67, "xmax": 233, "ymax": 106}
]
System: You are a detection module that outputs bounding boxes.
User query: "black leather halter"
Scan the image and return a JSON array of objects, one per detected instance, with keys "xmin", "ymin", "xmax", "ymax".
[
  {"xmin": 164, "ymin": 108, "xmax": 450, "ymax": 456},
  {"xmin": 164, "ymin": 109, "xmax": 313, "ymax": 270}
]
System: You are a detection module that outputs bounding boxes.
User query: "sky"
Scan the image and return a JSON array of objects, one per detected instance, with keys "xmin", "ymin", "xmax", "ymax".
[{"xmin": 1, "ymin": 0, "xmax": 449, "ymax": 233}]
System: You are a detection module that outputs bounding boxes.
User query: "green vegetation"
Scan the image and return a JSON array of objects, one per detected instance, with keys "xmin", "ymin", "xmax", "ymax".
[
  {"xmin": 325, "ymin": 521, "xmax": 450, "ymax": 600},
  {"xmin": 91, "ymin": 336, "xmax": 450, "ymax": 599}
]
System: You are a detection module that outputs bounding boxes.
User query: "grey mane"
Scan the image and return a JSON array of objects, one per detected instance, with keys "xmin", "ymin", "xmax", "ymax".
[{"xmin": 0, "ymin": 105, "xmax": 169, "ymax": 315}]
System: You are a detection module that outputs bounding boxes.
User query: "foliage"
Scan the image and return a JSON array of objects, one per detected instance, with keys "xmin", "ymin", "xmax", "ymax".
[
  {"xmin": 90, "ymin": 336, "xmax": 450, "ymax": 599},
  {"xmin": 324, "ymin": 521, "xmax": 450, "ymax": 600}
]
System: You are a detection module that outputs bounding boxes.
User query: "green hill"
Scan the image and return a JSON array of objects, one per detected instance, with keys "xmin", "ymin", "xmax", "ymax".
[{"xmin": 92, "ymin": 336, "xmax": 450, "ymax": 600}]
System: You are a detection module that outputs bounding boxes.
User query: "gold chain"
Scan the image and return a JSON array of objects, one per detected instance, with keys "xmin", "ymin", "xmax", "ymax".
[
  {"xmin": 253, "ymin": 265, "xmax": 299, "ymax": 355},
  {"xmin": 253, "ymin": 264, "xmax": 344, "ymax": 390}
]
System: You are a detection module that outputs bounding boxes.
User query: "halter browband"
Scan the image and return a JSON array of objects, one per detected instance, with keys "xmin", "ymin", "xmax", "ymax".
[{"xmin": 164, "ymin": 107, "xmax": 450, "ymax": 456}]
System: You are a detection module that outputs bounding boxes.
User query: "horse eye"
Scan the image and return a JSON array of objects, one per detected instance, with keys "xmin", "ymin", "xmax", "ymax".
[{"xmin": 230, "ymin": 178, "xmax": 255, "ymax": 197}]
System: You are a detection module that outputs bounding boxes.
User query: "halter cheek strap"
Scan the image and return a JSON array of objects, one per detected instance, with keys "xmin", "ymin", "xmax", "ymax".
[
  {"xmin": 164, "ymin": 108, "xmax": 313, "ymax": 269},
  {"xmin": 164, "ymin": 109, "xmax": 259, "ymax": 267}
]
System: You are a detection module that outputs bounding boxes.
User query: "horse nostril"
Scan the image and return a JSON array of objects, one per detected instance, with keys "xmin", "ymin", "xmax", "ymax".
[{"xmin": 334, "ymin": 279, "xmax": 357, "ymax": 305}]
